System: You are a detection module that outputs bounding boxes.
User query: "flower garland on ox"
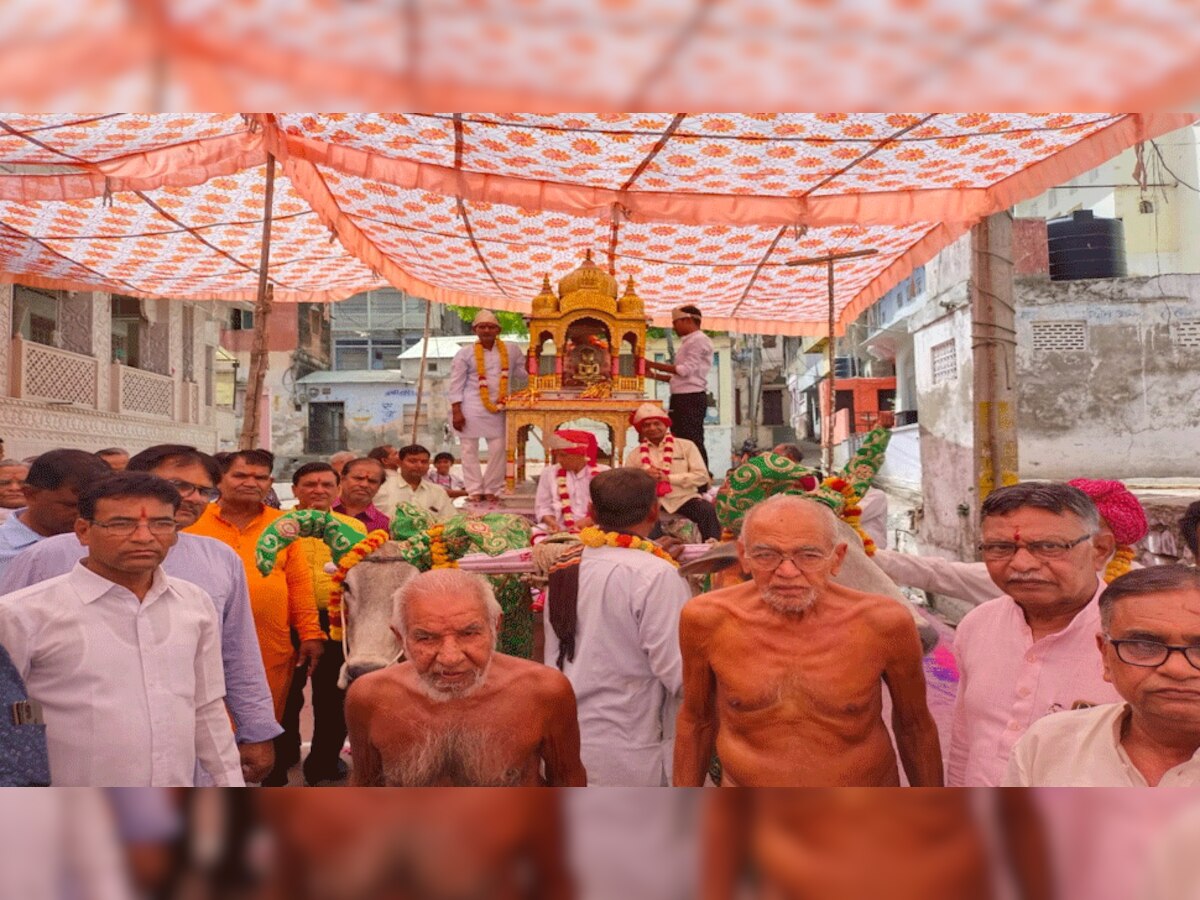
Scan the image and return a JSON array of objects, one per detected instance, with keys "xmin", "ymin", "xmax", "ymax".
[
  {"xmin": 326, "ymin": 529, "xmax": 389, "ymax": 641},
  {"xmin": 475, "ymin": 341, "xmax": 509, "ymax": 413},
  {"xmin": 579, "ymin": 526, "xmax": 679, "ymax": 567}
]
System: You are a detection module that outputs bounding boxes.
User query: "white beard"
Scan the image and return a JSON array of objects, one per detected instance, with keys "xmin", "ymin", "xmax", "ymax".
[
  {"xmin": 761, "ymin": 588, "xmax": 816, "ymax": 614},
  {"xmin": 414, "ymin": 658, "xmax": 492, "ymax": 703}
]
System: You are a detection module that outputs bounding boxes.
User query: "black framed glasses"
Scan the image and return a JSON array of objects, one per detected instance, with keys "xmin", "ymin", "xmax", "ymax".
[
  {"xmin": 1104, "ymin": 636, "xmax": 1200, "ymax": 670},
  {"xmin": 166, "ymin": 479, "xmax": 220, "ymax": 502},
  {"xmin": 978, "ymin": 534, "xmax": 1092, "ymax": 561},
  {"xmin": 745, "ymin": 547, "xmax": 834, "ymax": 572},
  {"xmin": 90, "ymin": 518, "xmax": 178, "ymax": 537}
]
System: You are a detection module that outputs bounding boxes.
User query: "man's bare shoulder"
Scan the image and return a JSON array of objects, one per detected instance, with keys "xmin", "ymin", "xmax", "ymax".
[
  {"xmin": 345, "ymin": 662, "xmax": 414, "ymax": 705},
  {"xmin": 835, "ymin": 586, "xmax": 922, "ymax": 639},
  {"xmin": 682, "ymin": 582, "xmax": 759, "ymax": 626},
  {"xmin": 492, "ymin": 653, "xmax": 574, "ymax": 697}
]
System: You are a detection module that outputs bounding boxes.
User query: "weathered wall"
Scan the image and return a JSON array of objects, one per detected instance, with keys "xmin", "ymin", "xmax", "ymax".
[
  {"xmin": 1015, "ymin": 274, "xmax": 1200, "ymax": 480},
  {"xmin": 911, "ymin": 305, "xmax": 977, "ymax": 559}
]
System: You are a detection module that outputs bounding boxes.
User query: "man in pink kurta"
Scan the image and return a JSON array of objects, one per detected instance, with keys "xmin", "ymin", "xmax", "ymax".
[{"xmin": 947, "ymin": 482, "xmax": 1121, "ymax": 786}]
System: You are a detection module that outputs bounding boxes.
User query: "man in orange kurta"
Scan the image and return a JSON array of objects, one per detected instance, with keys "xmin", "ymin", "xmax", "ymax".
[{"xmin": 186, "ymin": 450, "xmax": 325, "ymax": 734}]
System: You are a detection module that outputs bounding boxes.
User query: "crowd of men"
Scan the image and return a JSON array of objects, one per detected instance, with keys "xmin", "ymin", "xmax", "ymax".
[
  {"xmin": 0, "ymin": 305, "xmax": 1198, "ymax": 788},
  {"xmin": 0, "ymin": 421, "xmax": 1195, "ymax": 790}
]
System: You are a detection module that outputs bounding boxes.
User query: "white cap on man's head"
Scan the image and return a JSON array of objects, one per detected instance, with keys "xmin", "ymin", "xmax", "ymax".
[
  {"xmin": 473, "ymin": 309, "xmax": 501, "ymax": 327},
  {"xmin": 671, "ymin": 305, "xmax": 701, "ymax": 321}
]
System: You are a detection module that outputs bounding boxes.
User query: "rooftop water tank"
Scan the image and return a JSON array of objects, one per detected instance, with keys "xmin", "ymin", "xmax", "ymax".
[{"xmin": 1047, "ymin": 209, "xmax": 1127, "ymax": 281}]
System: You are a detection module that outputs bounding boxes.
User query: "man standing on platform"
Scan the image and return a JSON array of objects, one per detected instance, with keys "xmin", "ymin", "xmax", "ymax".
[
  {"xmin": 448, "ymin": 310, "xmax": 525, "ymax": 502},
  {"xmin": 645, "ymin": 305, "xmax": 713, "ymax": 470}
]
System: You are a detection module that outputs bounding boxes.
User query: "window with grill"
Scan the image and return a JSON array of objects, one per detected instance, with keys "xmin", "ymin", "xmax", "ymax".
[
  {"xmin": 762, "ymin": 388, "xmax": 785, "ymax": 426},
  {"xmin": 1031, "ymin": 320, "xmax": 1087, "ymax": 352},
  {"xmin": 930, "ymin": 339, "xmax": 957, "ymax": 384},
  {"xmin": 1173, "ymin": 320, "xmax": 1200, "ymax": 348}
]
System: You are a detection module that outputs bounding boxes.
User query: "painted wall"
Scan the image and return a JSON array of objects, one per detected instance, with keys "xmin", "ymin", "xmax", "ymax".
[{"xmin": 1015, "ymin": 273, "xmax": 1200, "ymax": 480}]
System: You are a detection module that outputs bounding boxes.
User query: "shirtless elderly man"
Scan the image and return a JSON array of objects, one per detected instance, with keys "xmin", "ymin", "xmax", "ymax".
[
  {"xmin": 346, "ymin": 568, "xmax": 586, "ymax": 786},
  {"xmin": 674, "ymin": 494, "xmax": 942, "ymax": 786}
]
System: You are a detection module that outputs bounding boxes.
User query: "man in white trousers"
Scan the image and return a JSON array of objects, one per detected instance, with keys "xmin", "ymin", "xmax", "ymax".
[{"xmin": 448, "ymin": 310, "xmax": 525, "ymax": 501}]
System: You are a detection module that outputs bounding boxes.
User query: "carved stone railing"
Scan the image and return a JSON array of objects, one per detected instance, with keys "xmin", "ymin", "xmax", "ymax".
[
  {"xmin": 10, "ymin": 336, "xmax": 99, "ymax": 408},
  {"xmin": 112, "ymin": 363, "xmax": 174, "ymax": 419}
]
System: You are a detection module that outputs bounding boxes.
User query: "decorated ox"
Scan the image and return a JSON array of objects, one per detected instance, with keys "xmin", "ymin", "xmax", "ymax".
[{"xmin": 255, "ymin": 503, "xmax": 535, "ymax": 686}]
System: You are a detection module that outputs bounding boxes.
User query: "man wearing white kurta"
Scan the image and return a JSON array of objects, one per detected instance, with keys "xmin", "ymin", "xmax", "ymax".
[
  {"xmin": 0, "ymin": 472, "xmax": 243, "ymax": 786},
  {"xmin": 448, "ymin": 310, "xmax": 526, "ymax": 500},
  {"xmin": 545, "ymin": 468, "xmax": 691, "ymax": 786},
  {"xmin": 534, "ymin": 430, "xmax": 608, "ymax": 536}
]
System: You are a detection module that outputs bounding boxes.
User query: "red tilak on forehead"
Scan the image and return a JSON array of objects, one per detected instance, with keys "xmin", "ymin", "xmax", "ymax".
[
  {"xmin": 1012, "ymin": 527, "xmax": 1020, "ymax": 542},
  {"xmin": 139, "ymin": 505, "xmax": 148, "ymax": 519}
]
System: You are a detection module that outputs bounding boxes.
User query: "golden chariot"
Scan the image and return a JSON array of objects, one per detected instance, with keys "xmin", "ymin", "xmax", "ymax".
[{"xmin": 503, "ymin": 251, "xmax": 649, "ymax": 491}]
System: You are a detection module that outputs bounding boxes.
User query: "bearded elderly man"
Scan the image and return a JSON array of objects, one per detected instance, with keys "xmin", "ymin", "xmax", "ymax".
[
  {"xmin": 623, "ymin": 402, "xmax": 719, "ymax": 542},
  {"xmin": 949, "ymin": 482, "xmax": 1122, "ymax": 787},
  {"xmin": 674, "ymin": 494, "xmax": 941, "ymax": 787},
  {"xmin": 346, "ymin": 569, "xmax": 586, "ymax": 787},
  {"xmin": 1006, "ymin": 565, "xmax": 1200, "ymax": 787}
]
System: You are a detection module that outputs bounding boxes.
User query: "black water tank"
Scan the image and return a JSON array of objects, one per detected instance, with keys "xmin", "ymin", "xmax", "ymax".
[{"xmin": 1047, "ymin": 209, "xmax": 1127, "ymax": 281}]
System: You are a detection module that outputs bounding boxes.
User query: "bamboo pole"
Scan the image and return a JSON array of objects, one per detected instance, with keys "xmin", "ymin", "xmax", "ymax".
[
  {"xmin": 785, "ymin": 247, "xmax": 879, "ymax": 474},
  {"xmin": 411, "ymin": 295, "xmax": 435, "ymax": 445},
  {"xmin": 238, "ymin": 153, "xmax": 276, "ymax": 450}
]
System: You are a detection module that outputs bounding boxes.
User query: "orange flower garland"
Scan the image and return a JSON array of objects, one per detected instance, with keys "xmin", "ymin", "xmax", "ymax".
[
  {"xmin": 475, "ymin": 342, "xmax": 509, "ymax": 413},
  {"xmin": 579, "ymin": 526, "xmax": 679, "ymax": 567},
  {"xmin": 1104, "ymin": 545, "xmax": 1136, "ymax": 583},
  {"xmin": 428, "ymin": 523, "xmax": 458, "ymax": 569},
  {"xmin": 824, "ymin": 476, "xmax": 877, "ymax": 556},
  {"xmin": 326, "ymin": 529, "xmax": 390, "ymax": 641}
]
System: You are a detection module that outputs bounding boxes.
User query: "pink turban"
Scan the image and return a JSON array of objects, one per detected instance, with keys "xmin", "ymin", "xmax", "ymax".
[{"xmin": 1069, "ymin": 478, "xmax": 1148, "ymax": 545}]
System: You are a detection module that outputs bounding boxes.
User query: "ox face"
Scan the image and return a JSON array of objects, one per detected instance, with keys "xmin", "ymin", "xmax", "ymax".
[{"xmin": 339, "ymin": 554, "xmax": 419, "ymax": 685}]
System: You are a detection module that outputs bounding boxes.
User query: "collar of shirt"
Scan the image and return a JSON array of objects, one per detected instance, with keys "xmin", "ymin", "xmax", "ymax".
[
  {"xmin": 70, "ymin": 560, "xmax": 172, "ymax": 606},
  {"xmin": 208, "ymin": 503, "xmax": 271, "ymax": 534},
  {"xmin": 1110, "ymin": 704, "xmax": 1200, "ymax": 785},
  {"xmin": 1003, "ymin": 576, "xmax": 1105, "ymax": 648}
]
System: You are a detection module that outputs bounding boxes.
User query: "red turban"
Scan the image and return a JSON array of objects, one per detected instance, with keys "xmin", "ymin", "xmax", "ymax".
[
  {"xmin": 551, "ymin": 430, "xmax": 599, "ymax": 466},
  {"xmin": 1069, "ymin": 478, "xmax": 1148, "ymax": 545}
]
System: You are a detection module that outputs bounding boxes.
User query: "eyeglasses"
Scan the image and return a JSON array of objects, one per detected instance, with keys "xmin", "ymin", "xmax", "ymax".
[
  {"xmin": 166, "ymin": 479, "xmax": 220, "ymax": 501},
  {"xmin": 745, "ymin": 547, "xmax": 834, "ymax": 571},
  {"xmin": 978, "ymin": 534, "xmax": 1093, "ymax": 561},
  {"xmin": 1104, "ymin": 637, "xmax": 1200, "ymax": 670},
  {"xmin": 90, "ymin": 518, "xmax": 178, "ymax": 537}
]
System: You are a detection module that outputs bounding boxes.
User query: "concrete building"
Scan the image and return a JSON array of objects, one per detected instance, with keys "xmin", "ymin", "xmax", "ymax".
[{"xmin": 0, "ymin": 283, "xmax": 221, "ymax": 458}]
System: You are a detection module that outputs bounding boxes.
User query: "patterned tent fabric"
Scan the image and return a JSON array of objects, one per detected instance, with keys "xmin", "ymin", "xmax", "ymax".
[
  {"xmin": 1, "ymin": 112, "xmax": 1195, "ymax": 331},
  {"xmin": 4, "ymin": 1, "xmax": 1200, "ymax": 111}
]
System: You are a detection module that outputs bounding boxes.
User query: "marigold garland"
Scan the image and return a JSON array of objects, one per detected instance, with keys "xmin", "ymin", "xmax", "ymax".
[
  {"xmin": 578, "ymin": 526, "xmax": 679, "ymax": 567},
  {"xmin": 326, "ymin": 529, "xmax": 390, "ymax": 640},
  {"xmin": 1104, "ymin": 545, "xmax": 1136, "ymax": 583},
  {"xmin": 823, "ymin": 476, "xmax": 876, "ymax": 556},
  {"xmin": 428, "ymin": 523, "xmax": 458, "ymax": 569},
  {"xmin": 580, "ymin": 380, "xmax": 613, "ymax": 399},
  {"xmin": 475, "ymin": 341, "xmax": 509, "ymax": 413},
  {"xmin": 554, "ymin": 464, "xmax": 598, "ymax": 531}
]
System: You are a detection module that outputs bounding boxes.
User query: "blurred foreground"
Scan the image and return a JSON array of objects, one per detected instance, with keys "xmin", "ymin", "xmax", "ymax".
[{"xmin": 3, "ymin": 788, "xmax": 1198, "ymax": 900}]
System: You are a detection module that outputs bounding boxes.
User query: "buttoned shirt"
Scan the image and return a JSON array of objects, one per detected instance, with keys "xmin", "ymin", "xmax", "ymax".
[
  {"xmin": 377, "ymin": 476, "xmax": 454, "ymax": 522},
  {"xmin": 332, "ymin": 501, "xmax": 390, "ymax": 533},
  {"xmin": 0, "ymin": 509, "xmax": 44, "ymax": 572},
  {"xmin": 534, "ymin": 464, "xmax": 608, "ymax": 531},
  {"xmin": 623, "ymin": 434, "xmax": 710, "ymax": 514},
  {"xmin": 544, "ymin": 545, "xmax": 691, "ymax": 786},
  {"xmin": 947, "ymin": 579, "xmax": 1120, "ymax": 786},
  {"xmin": 668, "ymin": 329, "xmax": 713, "ymax": 394},
  {"xmin": 0, "ymin": 531, "xmax": 281, "ymax": 745},
  {"xmin": 0, "ymin": 563, "xmax": 244, "ymax": 786},
  {"xmin": 1005, "ymin": 702, "xmax": 1200, "ymax": 787}
]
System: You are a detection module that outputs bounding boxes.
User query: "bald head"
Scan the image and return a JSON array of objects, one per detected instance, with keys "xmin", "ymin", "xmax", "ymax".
[{"xmin": 740, "ymin": 494, "xmax": 840, "ymax": 550}]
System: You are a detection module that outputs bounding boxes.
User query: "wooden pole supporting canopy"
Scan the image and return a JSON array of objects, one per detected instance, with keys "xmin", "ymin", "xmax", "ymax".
[
  {"xmin": 238, "ymin": 152, "xmax": 276, "ymax": 450},
  {"xmin": 787, "ymin": 248, "xmax": 878, "ymax": 474}
]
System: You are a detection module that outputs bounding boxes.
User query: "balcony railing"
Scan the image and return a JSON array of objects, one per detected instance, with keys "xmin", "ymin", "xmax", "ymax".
[
  {"xmin": 10, "ymin": 336, "xmax": 99, "ymax": 408},
  {"xmin": 113, "ymin": 363, "xmax": 174, "ymax": 419}
]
